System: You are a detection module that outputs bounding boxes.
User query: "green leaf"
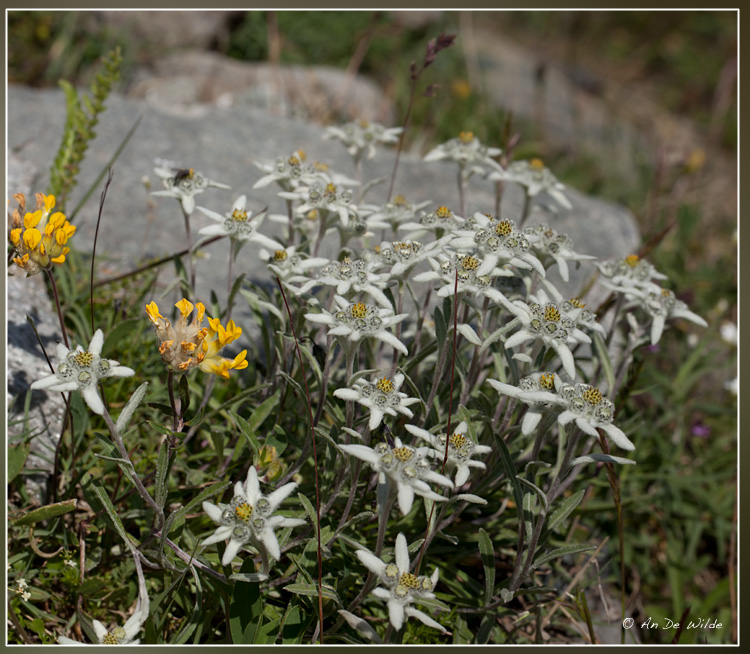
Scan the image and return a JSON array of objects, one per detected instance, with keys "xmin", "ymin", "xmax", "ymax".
[
  {"xmin": 101, "ymin": 319, "xmax": 144, "ymax": 358},
  {"xmin": 478, "ymin": 528, "xmax": 495, "ymax": 606},
  {"xmin": 283, "ymin": 582, "xmax": 341, "ymax": 606},
  {"xmin": 154, "ymin": 439, "xmax": 171, "ymax": 510},
  {"xmin": 230, "ymin": 558, "xmax": 264, "ymax": 643},
  {"xmin": 531, "ymin": 544, "xmax": 597, "ymax": 570},
  {"xmin": 546, "ymin": 489, "xmax": 586, "ymax": 534},
  {"xmin": 281, "ymin": 604, "xmax": 312, "ymax": 644},
  {"xmin": 91, "ymin": 484, "xmax": 135, "ymax": 550},
  {"xmin": 495, "ymin": 436, "xmax": 523, "ymax": 513},
  {"xmin": 178, "ymin": 374, "xmax": 190, "ymax": 415},
  {"xmin": 517, "ymin": 476, "xmax": 549, "ymax": 513},
  {"xmin": 8, "ymin": 443, "xmax": 31, "ymax": 482},
  {"xmin": 116, "ymin": 382, "xmax": 149, "ymax": 433},
  {"xmin": 164, "ymin": 481, "xmax": 231, "ymax": 538},
  {"xmin": 13, "ymin": 499, "xmax": 78, "ymax": 526},
  {"xmin": 434, "ymin": 304, "xmax": 447, "ymax": 346}
]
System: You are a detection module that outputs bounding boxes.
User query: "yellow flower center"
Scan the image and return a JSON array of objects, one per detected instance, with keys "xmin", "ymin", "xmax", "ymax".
[
  {"xmin": 582, "ymin": 387, "xmax": 603, "ymax": 405},
  {"xmin": 376, "ymin": 377, "xmax": 394, "ymax": 393},
  {"xmin": 495, "ymin": 220, "xmax": 513, "ymax": 236},
  {"xmin": 435, "ymin": 206, "xmax": 452, "ymax": 219},
  {"xmin": 544, "ymin": 306, "xmax": 561, "ymax": 322},
  {"xmin": 234, "ymin": 502, "xmax": 253, "ymax": 523},
  {"xmin": 569, "ymin": 297, "xmax": 586, "ymax": 308},
  {"xmin": 529, "ymin": 158, "xmax": 545, "ymax": 171},
  {"xmin": 449, "ymin": 432, "xmax": 467, "ymax": 449},
  {"xmin": 461, "ymin": 256, "xmax": 479, "ymax": 271},
  {"xmin": 625, "ymin": 254, "xmax": 640, "ymax": 267},
  {"xmin": 539, "ymin": 373, "xmax": 555, "ymax": 390},
  {"xmin": 232, "ymin": 208, "xmax": 248, "ymax": 222},
  {"xmin": 350, "ymin": 302, "xmax": 367, "ymax": 319},
  {"xmin": 358, "ymin": 119, "xmax": 371, "ymax": 128},
  {"xmin": 273, "ymin": 250, "xmax": 288, "ymax": 261},
  {"xmin": 399, "ymin": 572, "xmax": 420, "ymax": 588},
  {"xmin": 314, "ymin": 161, "xmax": 329, "ymax": 172},
  {"xmin": 325, "ymin": 183, "xmax": 337, "ymax": 196},
  {"xmin": 393, "ymin": 194, "xmax": 408, "ymax": 206},
  {"xmin": 75, "ymin": 352, "xmax": 95, "ymax": 367},
  {"xmin": 392, "ymin": 447, "xmax": 414, "ymax": 462},
  {"xmin": 459, "ymin": 131, "xmax": 474, "ymax": 143},
  {"xmin": 306, "ymin": 209, "xmax": 319, "ymax": 221}
]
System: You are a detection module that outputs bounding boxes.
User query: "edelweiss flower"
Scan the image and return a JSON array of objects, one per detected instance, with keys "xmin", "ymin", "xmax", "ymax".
[
  {"xmin": 501, "ymin": 289, "xmax": 593, "ymax": 378},
  {"xmin": 523, "ymin": 223, "xmax": 595, "ymax": 282},
  {"xmin": 488, "ymin": 373, "xmax": 563, "ymax": 436},
  {"xmin": 202, "ymin": 466, "xmax": 306, "ymax": 565},
  {"xmin": 339, "ymin": 438, "xmax": 453, "ymax": 515},
  {"xmin": 595, "ymin": 254, "xmax": 668, "ymax": 293},
  {"xmin": 253, "ymin": 149, "xmax": 326, "ymax": 192},
  {"xmin": 305, "ymin": 295, "xmax": 409, "ymax": 355},
  {"xmin": 294, "ymin": 257, "xmax": 391, "ymax": 308},
  {"xmin": 58, "ymin": 595, "xmax": 149, "ymax": 645},
  {"xmin": 399, "ymin": 205, "xmax": 465, "ymax": 238},
  {"xmin": 196, "ymin": 195, "xmax": 282, "ymax": 248},
  {"xmin": 412, "ymin": 252, "xmax": 513, "ymax": 302},
  {"xmin": 360, "ymin": 195, "xmax": 432, "ymax": 232},
  {"xmin": 279, "ymin": 181, "xmax": 357, "ymax": 227},
  {"xmin": 405, "ymin": 421, "xmax": 491, "ymax": 487},
  {"xmin": 539, "ymin": 279, "xmax": 607, "ymax": 339},
  {"xmin": 8, "ymin": 192, "xmax": 76, "ymax": 275},
  {"xmin": 488, "ymin": 158, "xmax": 572, "ymax": 210},
  {"xmin": 356, "ymin": 533, "xmax": 446, "ymax": 633},
  {"xmin": 145, "ymin": 299, "xmax": 248, "ymax": 378},
  {"xmin": 451, "ymin": 214, "xmax": 546, "ymax": 277},
  {"xmin": 324, "ymin": 119, "xmax": 402, "ymax": 161},
  {"xmin": 628, "ymin": 286, "xmax": 708, "ymax": 345},
  {"xmin": 30, "ymin": 329, "xmax": 134, "ymax": 415},
  {"xmin": 152, "ymin": 163, "xmax": 230, "ymax": 215},
  {"xmin": 333, "ymin": 373, "xmax": 419, "ymax": 429},
  {"xmin": 372, "ymin": 239, "xmax": 435, "ymax": 280},
  {"xmin": 424, "ymin": 131, "xmax": 502, "ymax": 178},
  {"xmin": 556, "ymin": 382, "xmax": 634, "ymax": 451},
  {"xmin": 259, "ymin": 245, "xmax": 329, "ymax": 282}
]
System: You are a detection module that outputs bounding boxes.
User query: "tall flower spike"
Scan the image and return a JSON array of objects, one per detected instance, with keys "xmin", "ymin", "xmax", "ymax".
[
  {"xmin": 30, "ymin": 329, "xmax": 134, "ymax": 415},
  {"xmin": 8, "ymin": 193, "xmax": 76, "ymax": 276},
  {"xmin": 145, "ymin": 299, "xmax": 249, "ymax": 378}
]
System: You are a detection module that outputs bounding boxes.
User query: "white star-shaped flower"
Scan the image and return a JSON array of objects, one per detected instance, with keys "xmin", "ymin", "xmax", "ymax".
[
  {"xmin": 488, "ymin": 373, "xmax": 564, "ymax": 436},
  {"xmin": 355, "ymin": 533, "xmax": 447, "ymax": 633},
  {"xmin": 627, "ymin": 285, "xmax": 708, "ymax": 345},
  {"xmin": 259, "ymin": 245, "xmax": 329, "ymax": 282},
  {"xmin": 424, "ymin": 131, "xmax": 502, "ymax": 179},
  {"xmin": 523, "ymin": 223, "xmax": 596, "ymax": 282},
  {"xmin": 30, "ymin": 329, "xmax": 135, "ymax": 415},
  {"xmin": 201, "ymin": 466, "xmax": 306, "ymax": 565},
  {"xmin": 324, "ymin": 119, "xmax": 402, "ymax": 162},
  {"xmin": 152, "ymin": 164, "xmax": 230, "ymax": 215},
  {"xmin": 196, "ymin": 195, "xmax": 283, "ymax": 248},
  {"xmin": 339, "ymin": 438, "xmax": 453, "ymax": 516},
  {"xmin": 58, "ymin": 595, "xmax": 149, "ymax": 645},
  {"xmin": 294, "ymin": 257, "xmax": 391, "ymax": 308},
  {"xmin": 305, "ymin": 295, "xmax": 409, "ymax": 355},
  {"xmin": 279, "ymin": 181, "xmax": 357, "ymax": 228},
  {"xmin": 488, "ymin": 158, "xmax": 572, "ymax": 210},
  {"xmin": 333, "ymin": 373, "xmax": 419, "ymax": 430}
]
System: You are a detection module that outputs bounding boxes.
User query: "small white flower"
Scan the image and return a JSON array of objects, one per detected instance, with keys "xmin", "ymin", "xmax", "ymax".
[
  {"xmin": 451, "ymin": 214, "xmax": 546, "ymax": 278},
  {"xmin": 399, "ymin": 205, "xmax": 466, "ymax": 239},
  {"xmin": 58, "ymin": 595, "xmax": 149, "ymax": 645},
  {"xmin": 724, "ymin": 377, "xmax": 738, "ymax": 395},
  {"xmin": 152, "ymin": 164, "xmax": 230, "ymax": 215},
  {"xmin": 424, "ymin": 131, "xmax": 502, "ymax": 178},
  {"xmin": 488, "ymin": 373, "xmax": 564, "ymax": 436},
  {"xmin": 596, "ymin": 254, "xmax": 668, "ymax": 294},
  {"xmin": 253, "ymin": 150, "xmax": 325, "ymax": 192},
  {"xmin": 279, "ymin": 181, "xmax": 357, "ymax": 228},
  {"xmin": 372, "ymin": 239, "xmax": 436, "ymax": 281},
  {"xmin": 412, "ymin": 252, "xmax": 514, "ymax": 303},
  {"xmin": 360, "ymin": 195, "xmax": 432, "ymax": 232},
  {"xmin": 305, "ymin": 295, "xmax": 409, "ymax": 355},
  {"xmin": 523, "ymin": 223, "xmax": 596, "ymax": 282},
  {"xmin": 339, "ymin": 438, "xmax": 453, "ymax": 516},
  {"xmin": 356, "ymin": 533, "xmax": 447, "ymax": 633},
  {"xmin": 196, "ymin": 195, "xmax": 283, "ymax": 248},
  {"xmin": 720, "ymin": 321, "xmax": 737, "ymax": 346},
  {"xmin": 30, "ymin": 329, "xmax": 135, "ymax": 415},
  {"xmin": 488, "ymin": 158, "xmax": 572, "ymax": 210},
  {"xmin": 202, "ymin": 466, "xmax": 305, "ymax": 566},
  {"xmin": 324, "ymin": 119, "xmax": 402, "ymax": 161},
  {"xmin": 405, "ymin": 421, "xmax": 492, "ymax": 487},
  {"xmin": 334, "ymin": 373, "xmax": 419, "ymax": 430},
  {"xmin": 556, "ymin": 382, "xmax": 634, "ymax": 451},
  {"xmin": 501, "ymin": 289, "xmax": 593, "ymax": 378},
  {"xmin": 294, "ymin": 257, "xmax": 391, "ymax": 308},
  {"xmin": 259, "ymin": 245, "xmax": 329, "ymax": 282},
  {"xmin": 628, "ymin": 286, "xmax": 708, "ymax": 345}
]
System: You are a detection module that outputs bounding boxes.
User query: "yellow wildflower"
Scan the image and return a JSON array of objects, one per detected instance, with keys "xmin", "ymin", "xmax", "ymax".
[
  {"xmin": 8, "ymin": 193, "xmax": 76, "ymax": 276},
  {"xmin": 145, "ymin": 299, "xmax": 249, "ymax": 378}
]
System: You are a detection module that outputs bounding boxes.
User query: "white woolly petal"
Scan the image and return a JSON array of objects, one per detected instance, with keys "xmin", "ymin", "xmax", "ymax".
[
  {"xmin": 555, "ymin": 344, "xmax": 576, "ymax": 378},
  {"xmin": 57, "ymin": 636, "xmax": 80, "ymax": 645},
  {"xmin": 388, "ymin": 600, "xmax": 405, "ymax": 631},
  {"xmin": 201, "ymin": 526, "xmax": 233, "ymax": 546},
  {"xmin": 245, "ymin": 466, "xmax": 261, "ymax": 505},
  {"xmin": 339, "ymin": 444, "xmax": 380, "ymax": 465},
  {"xmin": 455, "ymin": 493, "xmax": 488, "ymax": 505},
  {"xmin": 575, "ymin": 418, "xmax": 600, "ymax": 438},
  {"xmin": 30, "ymin": 375, "xmax": 66, "ymax": 390},
  {"xmin": 92, "ymin": 619, "xmax": 108, "ymax": 642},
  {"xmin": 368, "ymin": 409, "xmax": 385, "ymax": 430},
  {"xmin": 397, "ymin": 484, "xmax": 415, "ymax": 515},
  {"xmin": 199, "ymin": 224, "xmax": 230, "ymax": 237},
  {"xmin": 601, "ymin": 424, "xmax": 636, "ymax": 451},
  {"xmin": 203, "ymin": 502, "xmax": 224, "ymax": 523},
  {"xmin": 521, "ymin": 411, "xmax": 543, "ymax": 436},
  {"xmin": 650, "ymin": 315, "xmax": 666, "ymax": 345},
  {"xmin": 221, "ymin": 538, "xmax": 244, "ymax": 565},
  {"xmin": 89, "ymin": 330, "xmax": 104, "ymax": 356},
  {"xmin": 377, "ymin": 331, "xmax": 408, "ymax": 356},
  {"xmin": 454, "ymin": 465, "xmax": 470, "ymax": 487},
  {"xmin": 395, "ymin": 533, "xmax": 410, "ymax": 572},
  {"xmin": 405, "ymin": 606, "xmax": 446, "ymax": 632},
  {"xmin": 265, "ymin": 481, "xmax": 298, "ymax": 511},
  {"xmin": 81, "ymin": 386, "xmax": 105, "ymax": 415},
  {"xmin": 107, "ymin": 365, "xmax": 135, "ymax": 378},
  {"xmin": 260, "ymin": 529, "xmax": 282, "ymax": 561},
  {"xmin": 356, "ymin": 549, "xmax": 387, "ymax": 577},
  {"xmin": 504, "ymin": 330, "xmax": 531, "ymax": 349},
  {"xmin": 333, "ymin": 388, "xmax": 360, "ymax": 401}
]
